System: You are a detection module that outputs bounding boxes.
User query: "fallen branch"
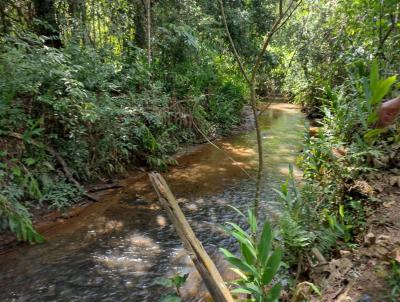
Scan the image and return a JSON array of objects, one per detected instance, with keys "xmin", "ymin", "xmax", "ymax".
[
  {"xmin": 149, "ymin": 172, "xmax": 234, "ymax": 302},
  {"xmin": 6, "ymin": 132, "xmax": 98, "ymax": 202},
  {"xmin": 88, "ymin": 183, "xmax": 123, "ymax": 192},
  {"xmin": 311, "ymin": 247, "xmax": 327, "ymax": 264}
]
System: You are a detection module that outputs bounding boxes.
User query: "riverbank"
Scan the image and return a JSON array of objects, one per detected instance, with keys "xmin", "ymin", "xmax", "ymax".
[
  {"xmin": 0, "ymin": 103, "xmax": 262, "ymax": 254},
  {"xmin": 308, "ymin": 169, "xmax": 400, "ymax": 302},
  {"xmin": 0, "ymin": 103, "xmax": 306, "ymax": 301}
]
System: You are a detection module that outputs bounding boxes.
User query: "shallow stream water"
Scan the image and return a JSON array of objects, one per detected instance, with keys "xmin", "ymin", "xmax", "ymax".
[{"xmin": 0, "ymin": 103, "xmax": 306, "ymax": 302}]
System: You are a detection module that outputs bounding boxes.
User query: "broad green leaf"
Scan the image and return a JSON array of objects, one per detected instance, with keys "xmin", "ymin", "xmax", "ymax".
[
  {"xmin": 262, "ymin": 248, "xmax": 282, "ymax": 285},
  {"xmin": 369, "ymin": 60, "xmax": 379, "ymax": 92},
  {"xmin": 367, "ymin": 111, "xmax": 378, "ymax": 125},
  {"xmin": 242, "ymin": 282, "xmax": 263, "ymax": 297},
  {"xmin": 258, "ymin": 222, "xmax": 272, "ymax": 265},
  {"xmin": 152, "ymin": 277, "xmax": 174, "ymax": 287},
  {"xmin": 226, "ymin": 222, "xmax": 252, "ymax": 241},
  {"xmin": 229, "ymin": 230, "xmax": 256, "ymax": 258},
  {"xmin": 266, "ymin": 282, "xmax": 282, "ymax": 302},
  {"xmin": 230, "ymin": 267, "xmax": 248, "ymax": 280},
  {"xmin": 231, "ymin": 287, "xmax": 252, "ymax": 295},
  {"xmin": 248, "ymin": 209, "xmax": 257, "ymax": 234},
  {"xmin": 159, "ymin": 293, "xmax": 181, "ymax": 302},
  {"xmin": 370, "ymin": 76, "xmax": 396, "ymax": 105},
  {"xmin": 220, "ymin": 248, "xmax": 258, "ymax": 276},
  {"xmin": 339, "ymin": 204, "xmax": 344, "ymax": 219},
  {"xmin": 240, "ymin": 242, "xmax": 255, "ymax": 265},
  {"xmin": 364, "ymin": 128, "xmax": 386, "ymax": 141}
]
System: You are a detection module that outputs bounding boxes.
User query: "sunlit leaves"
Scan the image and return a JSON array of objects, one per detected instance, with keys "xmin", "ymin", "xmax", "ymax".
[{"xmin": 220, "ymin": 206, "xmax": 282, "ymax": 301}]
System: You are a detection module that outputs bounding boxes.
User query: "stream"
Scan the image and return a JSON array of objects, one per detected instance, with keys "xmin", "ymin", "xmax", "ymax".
[{"xmin": 0, "ymin": 103, "xmax": 306, "ymax": 302}]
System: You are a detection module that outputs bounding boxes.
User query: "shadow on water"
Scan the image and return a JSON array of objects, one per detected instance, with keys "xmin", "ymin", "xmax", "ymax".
[{"xmin": 0, "ymin": 103, "xmax": 306, "ymax": 302}]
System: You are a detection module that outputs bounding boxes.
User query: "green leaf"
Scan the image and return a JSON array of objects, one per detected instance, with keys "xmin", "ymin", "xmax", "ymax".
[
  {"xmin": 153, "ymin": 277, "xmax": 174, "ymax": 288},
  {"xmin": 266, "ymin": 282, "xmax": 282, "ymax": 302},
  {"xmin": 240, "ymin": 242, "xmax": 255, "ymax": 265},
  {"xmin": 170, "ymin": 274, "xmax": 188, "ymax": 288},
  {"xmin": 228, "ymin": 229, "xmax": 256, "ymax": 259},
  {"xmin": 370, "ymin": 76, "xmax": 397, "ymax": 105},
  {"xmin": 258, "ymin": 221, "xmax": 272, "ymax": 265},
  {"xmin": 231, "ymin": 287, "xmax": 252, "ymax": 295},
  {"xmin": 11, "ymin": 167, "xmax": 21, "ymax": 177},
  {"xmin": 248, "ymin": 209, "xmax": 257, "ymax": 234},
  {"xmin": 339, "ymin": 204, "xmax": 344, "ymax": 219},
  {"xmin": 159, "ymin": 293, "xmax": 181, "ymax": 302},
  {"xmin": 220, "ymin": 248, "xmax": 258, "ymax": 276},
  {"xmin": 364, "ymin": 128, "xmax": 386, "ymax": 141},
  {"xmin": 242, "ymin": 282, "xmax": 263, "ymax": 297},
  {"xmin": 369, "ymin": 60, "xmax": 379, "ymax": 92},
  {"xmin": 24, "ymin": 158, "xmax": 36, "ymax": 166},
  {"xmin": 230, "ymin": 267, "xmax": 248, "ymax": 281},
  {"xmin": 227, "ymin": 205, "xmax": 246, "ymax": 218},
  {"xmin": 226, "ymin": 222, "xmax": 252, "ymax": 241},
  {"xmin": 262, "ymin": 248, "xmax": 282, "ymax": 285}
]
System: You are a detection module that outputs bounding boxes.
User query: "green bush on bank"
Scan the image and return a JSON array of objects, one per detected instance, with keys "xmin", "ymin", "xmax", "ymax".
[{"xmin": 0, "ymin": 31, "xmax": 246, "ymax": 242}]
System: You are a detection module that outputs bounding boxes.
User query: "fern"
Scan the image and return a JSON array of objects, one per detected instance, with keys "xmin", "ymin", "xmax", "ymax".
[{"xmin": 0, "ymin": 194, "xmax": 43, "ymax": 243}]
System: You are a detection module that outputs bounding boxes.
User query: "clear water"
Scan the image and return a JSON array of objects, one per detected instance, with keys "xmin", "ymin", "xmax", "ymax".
[{"xmin": 0, "ymin": 104, "xmax": 306, "ymax": 302}]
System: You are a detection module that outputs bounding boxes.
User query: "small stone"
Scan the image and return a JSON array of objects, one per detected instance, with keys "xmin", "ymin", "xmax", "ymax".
[
  {"xmin": 364, "ymin": 232, "xmax": 376, "ymax": 246},
  {"xmin": 392, "ymin": 248, "xmax": 400, "ymax": 263},
  {"xmin": 383, "ymin": 200, "xmax": 396, "ymax": 208},
  {"xmin": 373, "ymin": 158, "xmax": 385, "ymax": 168},
  {"xmin": 340, "ymin": 250, "xmax": 352, "ymax": 258},
  {"xmin": 376, "ymin": 246, "xmax": 389, "ymax": 257},
  {"xmin": 357, "ymin": 294, "xmax": 373, "ymax": 302},
  {"xmin": 380, "ymin": 155, "xmax": 390, "ymax": 164},
  {"xmin": 389, "ymin": 176, "xmax": 400, "ymax": 187},
  {"xmin": 377, "ymin": 234, "xmax": 390, "ymax": 243},
  {"xmin": 374, "ymin": 184, "xmax": 384, "ymax": 193}
]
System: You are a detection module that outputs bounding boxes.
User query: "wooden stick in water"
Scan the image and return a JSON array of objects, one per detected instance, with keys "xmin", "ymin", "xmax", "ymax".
[{"xmin": 149, "ymin": 172, "xmax": 235, "ymax": 302}]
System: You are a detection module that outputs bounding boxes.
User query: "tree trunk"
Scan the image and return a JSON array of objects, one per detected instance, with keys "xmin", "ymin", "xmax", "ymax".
[
  {"xmin": 0, "ymin": 0, "xmax": 8, "ymax": 35},
  {"xmin": 145, "ymin": 0, "xmax": 151, "ymax": 65},
  {"xmin": 250, "ymin": 83, "xmax": 263, "ymax": 211},
  {"xmin": 33, "ymin": 0, "xmax": 62, "ymax": 48},
  {"xmin": 134, "ymin": 1, "xmax": 146, "ymax": 49}
]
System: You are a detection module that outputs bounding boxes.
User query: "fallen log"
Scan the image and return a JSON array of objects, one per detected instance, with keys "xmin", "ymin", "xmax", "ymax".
[
  {"xmin": 149, "ymin": 172, "xmax": 234, "ymax": 302},
  {"xmin": 88, "ymin": 183, "xmax": 123, "ymax": 192},
  {"xmin": 6, "ymin": 132, "xmax": 98, "ymax": 202}
]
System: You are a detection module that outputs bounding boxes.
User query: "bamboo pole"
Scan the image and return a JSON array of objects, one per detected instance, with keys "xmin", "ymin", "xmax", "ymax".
[{"xmin": 148, "ymin": 172, "xmax": 234, "ymax": 302}]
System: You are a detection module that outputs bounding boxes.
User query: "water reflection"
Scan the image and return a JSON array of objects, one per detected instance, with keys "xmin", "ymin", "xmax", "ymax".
[{"xmin": 0, "ymin": 103, "xmax": 306, "ymax": 302}]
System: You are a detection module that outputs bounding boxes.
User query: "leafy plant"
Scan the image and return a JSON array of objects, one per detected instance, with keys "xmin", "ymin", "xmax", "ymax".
[
  {"xmin": 363, "ymin": 61, "xmax": 397, "ymax": 143},
  {"xmin": 153, "ymin": 273, "xmax": 188, "ymax": 302},
  {"xmin": 274, "ymin": 166, "xmax": 316, "ymax": 261},
  {"xmin": 0, "ymin": 194, "xmax": 43, "ymax": 243},
  {"xmin": 39, "ymin": 180, "xmax": 82, "ymax": 210},
  {"xmin": 386, "ymin": 260, "xmax": 400, "ymax": 302},
  {"xmin": 220, "ymin": 207, "xmax": 282, "ymax": 302},
  {"xmin": 324, "ymin": 205, "xmax": 353, "ymax": 243}
]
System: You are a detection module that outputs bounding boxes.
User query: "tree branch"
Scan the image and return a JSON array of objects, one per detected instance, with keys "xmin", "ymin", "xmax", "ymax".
[
  {"xmin": 218, "ymin": 0, "xmax": 251, "ymax": 85},
  {"xmin": 251, "ymin": 0, "xmax": 302, "ymax": 83}
]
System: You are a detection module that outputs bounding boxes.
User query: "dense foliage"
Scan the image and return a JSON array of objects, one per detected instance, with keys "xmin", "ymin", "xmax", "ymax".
[
  {"xmin": 0, "ymin": 0, "xmax": 250, "ymax": 241},
  {"xmin": 0, "ymin": 0, "xmax": 399, "ymax": 300}
]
